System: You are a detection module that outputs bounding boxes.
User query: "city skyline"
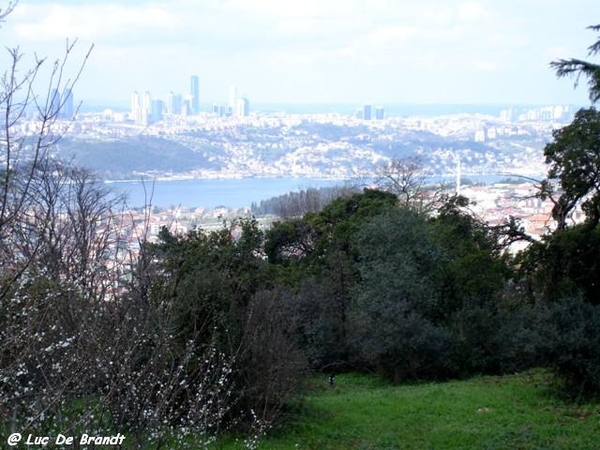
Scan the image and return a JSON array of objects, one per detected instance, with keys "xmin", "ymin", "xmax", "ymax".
[
  {"xmin": 129, "ymin": 78, "xmax": 252, "ymax": 123},
  {"xmin": 0, "ymin": 1, "xmax": 598, "ymax": 107}
]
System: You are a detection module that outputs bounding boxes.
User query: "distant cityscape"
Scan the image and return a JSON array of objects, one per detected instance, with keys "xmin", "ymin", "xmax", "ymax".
[
  {"xmin": 49, "ymin": 87, "xmax": 75, "ymax": 119},
  {"xmin": 52, "ymin": 73, "xmax": 575, "ymax": 127},
  {"xmin": 130, "ymin": 75, "xmax": 252, "ymax": 125},
  {"xmin": 18, "ymin": 81, "xmax": 580, "ymax": 187},
  {"xmin": 7, "ymin": 78, "xmax": 589, "ymax": 252},
  {"xmin": 127, "ymin": 75, "xmax": 387, "ymax": 125}
]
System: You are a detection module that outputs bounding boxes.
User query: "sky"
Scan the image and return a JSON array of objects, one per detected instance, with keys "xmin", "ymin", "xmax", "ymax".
[{"xmin": 0, "ymin": 0, "xmax": 599, "ymax": 109}]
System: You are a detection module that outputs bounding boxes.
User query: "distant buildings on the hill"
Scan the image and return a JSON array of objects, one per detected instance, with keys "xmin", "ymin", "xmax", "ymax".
[
  {"xmin": 499, "ymin": 105, "xmax": 574, "ymax": 123},
  {"xmin": 356, "ymin": 104, "xmax": 385, "ymax": 120},
  {"xmin": 49, "ymin": 88, "xmax": 74, "ymax": 119},
  {"xmin": 130, "ymin": 76, "xmax": 251, "ymax": 125},
  {"xmin": 467, "ymin": 104, "xmax": 577, "ymax": 142}
]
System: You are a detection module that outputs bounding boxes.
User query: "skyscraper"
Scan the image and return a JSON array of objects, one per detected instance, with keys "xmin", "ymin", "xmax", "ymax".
[
  {"xmin": 190, "ymin": 75, "xmax": 200, "ymax": 114},
  {"xmin": 375, "ymin": 106, "xmax": 385, "ymax": 120},
  {"xmin": 131, "ymin": 91, "xmax": 140, "ymax": 118},
  {"xmin": 237, "ymin": 97, "xmax": 250, "ymax": 117},
  {"xmin": 228, "ymin": 85, "xmax": 238, "ymax": 115},
  {"xmin": 131, "ymin": 91, "xmax": 152, "ymax": 124},
  {"xmin": 141, "ymin": 91, "xmax": 152, "ymax": 125},
  {"xmin": 166, "ymin": 91, "xmax": 182, "ymax": 115},
  {"xmin": 49, "ymin": 89, "xmax": 61, "ymax": 118},
  {"xmin": 362, "ymin": 104, "xmax": 372, "ymax": 121},
  {"xmin": 151, "ymin": 99, "xmax": 164, "ymax": 122},
  {"xmin": 61, "ymin": 88, "xmax": 74, "ymax": 119}
]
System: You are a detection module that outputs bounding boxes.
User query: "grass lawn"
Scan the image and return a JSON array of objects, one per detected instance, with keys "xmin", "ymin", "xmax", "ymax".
[{"xmin": 217, "ymin": 370, "xmax": 600, "ymax": 450}]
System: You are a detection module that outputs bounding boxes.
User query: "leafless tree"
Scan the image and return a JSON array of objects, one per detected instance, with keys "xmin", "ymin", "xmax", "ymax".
[
  {"xmin": 373, "ymin": 157, "xmax": 450, "ymax": 213},
  {"xmin": 0, "ymin": 0, "xmax": 16, "ymax": 23},
  {"xmin": 374, "ymin": 157, "xmax": 428, "ymax": 203},
  {"xmin": 0, "ymin": 7, "xmax": 292, "ymax": 446},
  {"xmin": 0, "ymin": 35, "xmax": 93, "ymax": 294}
]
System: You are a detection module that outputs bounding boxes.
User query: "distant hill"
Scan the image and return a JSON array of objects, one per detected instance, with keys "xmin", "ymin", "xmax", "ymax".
[
  {"xmin": 52, "ymin": 117, "xmax": 550, "ymax": 180},
  {"xmin": 56, "ymin": 136, "xmax": 221, "ymax": 179}
]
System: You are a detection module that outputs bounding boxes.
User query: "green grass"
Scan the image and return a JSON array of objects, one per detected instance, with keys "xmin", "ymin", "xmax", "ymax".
[{"xmin": 217, "ymin": 370, "xmax": 600, "ymax": 450}]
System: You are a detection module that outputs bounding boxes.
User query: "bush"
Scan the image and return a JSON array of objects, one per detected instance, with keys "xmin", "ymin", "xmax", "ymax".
[
  {"xmin": 538, "ymin": 296, "xmax": 600, "ymax": 398},
  {"xmin": 351, "ymin": 307, "xmax": 454, "ymax": 382},
  {"xmin": 349, "ymin": 208, "xmax": 454, "ymax": 381}
]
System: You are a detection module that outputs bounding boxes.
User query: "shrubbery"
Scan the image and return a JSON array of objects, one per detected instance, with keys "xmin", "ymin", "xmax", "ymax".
[{"xmin": 537, "ymin": 296, "xmax": 600, "ymax": 398}]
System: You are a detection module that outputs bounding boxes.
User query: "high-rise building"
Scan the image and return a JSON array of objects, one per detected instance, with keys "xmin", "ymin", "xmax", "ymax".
[
  {"xmin": 131, "ymin": 91, "xmax": 140, "ymax": 120},
  {"xmin": 130, "ymin": 91, "xmax": 153, "ymax": 124},
  {"xmin": 236, "ymin": 97, "xmax": 250, "ymax": 117},
  {"xmin": 49, "ymin": 89, "xmax": 61, "ymax": 118},
  {"xmin": 61, "ymin": 88, "xmax": 74, "ymax": 119},
  {"xmin": 151, "ymin": 99, "xmax": 164, "ymax": 123},
  {"xmin": 228, "ymin": 85, "xmax": 238, "ymax": 115},
  {"xmin": 166, "ymin": 91, "xmax": 182, "ymax": 115},
  {"xmin": 375, "ymin": 106, "xmax": 385, "ymax": 120},
  {"xmin": 141, "ymin": 91, "xmax": 152, "ymax": 125},
  {"xmin": 362, "ymin": 104, "xmax": 372, "ymax": 121},
  {"xmin": 190, "ymin": 75, "xmax": 200, "ymax": 115}
]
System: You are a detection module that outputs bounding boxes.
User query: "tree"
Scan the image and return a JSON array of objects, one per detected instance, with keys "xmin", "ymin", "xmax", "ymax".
[
  {"xmin": 264, "ymin": 189, "xmax": 399, "ymax": 371},
  {"xmin": 0, "ymin": 27, "xmax": 92, "ymax": 298},
  {"xmin": 542, "ymin": 107, "xmax": 600, "ymax": 229},
  {"xmin": 511, "ymin": 26, "xmax": 600, "ymax": 397},
  {"xmin": 374, "ymin": 157, "xmax": 427, "ymax": 203},
  {"xmin": 350, "ymin": 207, "xmax": 452, "ymax": 381},
  {"xmin": 0, "ymin": 4, "xmax": 105, "ymax": 434},
  {"xmin": 542, "ymin": 24, "xmax": 600, "ymax": 230},
  {"xmin": 0, "ymin": 1, "xmax": 15, "ymax": 21},
  {"xmin": 144, "ymin": 219, "xmax": 307, "ymax": 427},
  {"xmin": 520, "ymin": 224, "xmax": 600, "ymax": 305},
  {"xmin": 431, "ymin": 195, "xmax": 510, "ymax": 308},
  {"xmin": 550, "ymin": 24, "xmax": 600, "ymax": 103}
]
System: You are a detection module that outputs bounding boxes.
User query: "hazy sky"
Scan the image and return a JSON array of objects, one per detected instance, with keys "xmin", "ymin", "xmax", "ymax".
[{"xmin": 1, "ymin": 0, "xmax": 599, "ymax": 108}]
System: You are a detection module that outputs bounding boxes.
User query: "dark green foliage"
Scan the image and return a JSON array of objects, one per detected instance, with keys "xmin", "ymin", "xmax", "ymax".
[
  {"xmin": 430, "ymin": 201, "xmax": 511, "ymax": 373},
  {"xmin": 344, "ymin": 195, "xmax": 530, "ymax": 382},
  {"xmin": 353, "ymin": 208, "xmax": 446, "ymax": 321},
  {"xmin": 151, "ymin": 221, "xmax": 265, "ymax": 346},
  {"xmin": 348, "ymin": 204, "xmax": 511, "ymax": 381},
  {"xmin": 264, "ymin": 189, "xmax": 399, "ymax": 371},
  {"xmin": 490, "ymin": 303, "xmax": 548, "ymax": 373},
  {"xmin": 448, "ymin": 304, "xmax": 500, "ymax": 376},
  {"xmin": 543, "ymin": 107, "xmax": 600, "ymax": 228},
  {"xmin": 311, "ymin": 189, "xmax": 399, "ymax": 240},
  {"xmin": 292, "ymin": 254, "xmax": 355, "ymax": 371},
  {"xmin": 520, "ymin": 224, "xmax": 600, "ymax": 305},
  {"xmin": 538, "ymin": 296, "xmax": 600, "ymax": 398},
  {"xmin": 145, "ymin": 218, "xmax": 307, "ymax": 425},
  {"xmin": 264, "ymin": 218, "xmax": 318, "ymax": 266},
  {"xmin": 251, "ymin": 185, "xmax": 356, "ymax": 218},
  {"xmin": 268, "ymin": 191, "xmax": 527, "ymax": 383},
  {"xmin": 431, "ymin": 195, "xmax": 510, "ymax": 309},
  {"xmin": 353, "ymin": 308, "xmax": 454, "ymax": 382}
]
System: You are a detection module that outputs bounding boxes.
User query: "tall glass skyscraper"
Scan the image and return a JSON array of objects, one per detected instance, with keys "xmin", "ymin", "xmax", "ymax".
[
  {"xmin": 190, "ymin": 75, "xmax": 199, "ymax": 114},
  {"xmin": 49, "ymin": 89, "xmax": 61, "ymax": 118},
  {"xmin": 228, "ymin": 85, "xmax": 238, "ymax": 115},
  {"xmin": 61, "ymin": 88, "xmax": 74, "ymax": 119},
  {"xmin": 362, "ymin": 104, "xmax": 372, "ymax": 121}
]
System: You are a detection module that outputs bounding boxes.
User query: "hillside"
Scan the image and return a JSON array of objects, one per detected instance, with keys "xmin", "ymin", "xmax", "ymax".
[{"xmin": 51, "ymin": 115, "xmax": 551, "ymax": 180}]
